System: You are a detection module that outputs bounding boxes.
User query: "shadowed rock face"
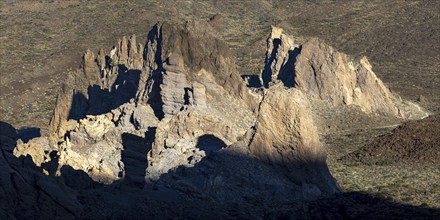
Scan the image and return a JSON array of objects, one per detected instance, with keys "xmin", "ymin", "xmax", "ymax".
[
  {"xmin": 1, "ymin": 121, "xmax": 81, "ymax": 220},
  {"xmin": 1, "ymin": 21, "xmax": 433, "ymax": 219},
  {"xmin": 247, "ymin": 85, "xmax": 338, "ymax": 194},
  {"xmin": 262, "ymin": 26, "xmax": 299, "ymax": 88}
]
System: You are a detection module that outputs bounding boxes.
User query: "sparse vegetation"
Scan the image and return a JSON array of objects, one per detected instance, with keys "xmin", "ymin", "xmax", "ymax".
[{"xmin": 0, "ymin": 0, "xmax": 439, "ymax": 217}]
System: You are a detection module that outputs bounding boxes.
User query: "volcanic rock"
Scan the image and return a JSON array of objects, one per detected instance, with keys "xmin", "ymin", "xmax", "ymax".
[
  {"xmin": 56, "ymin": 113, "xmax": 122, "ymax": 184},
  {"xmin": 246, "ymin": 85, "xmax": 338, "ymax": 195},
  {"xmin": 347, "ymin": 114, "xmax": 440, "ymax": 165},
  {"xmin": 14, "ymin": 137, "xmax": 50, "ymax": 167},
  {"xmin": 146, "ymin": 111, "xmax": 236, "ymax": 181},
  {"xmin": 2, "ymin": 20, "xmax": 433, "ymax": 219},
  {"xmin": 262, "ymin": 27, "xmax": 428, "ymax": 119},
  {"xmin": 0, "ymin": 122, "xmax": 81, "ymax": 220},
  {"xmin": 262, "ymin": 26, "xmax": 299, "ymax": 88}
]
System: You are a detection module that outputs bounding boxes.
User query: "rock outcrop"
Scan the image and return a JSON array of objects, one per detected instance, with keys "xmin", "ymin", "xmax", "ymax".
[
  {"xmin": 53, "ymin": 102, "xmax": 159, "ymax": 184},
  {"xmin": 160, "ymin": 55, "xmax": 191, "ymax": 117},
  {"xmin": 146, "ymin": 111, "xmax": 236, "ymax": 181},
  {"xmin": 14, "ymin": 137, "xmax": 51, "ymax": 167},
  {"xmin": 191, "ymin": 82, "xmax": 208, "ymax": 110},
  {"xmin": 136, "ymin": 21, "xmax": 258, "ymax": 113},
  {"xmin": 262, "ymin": 27, "xmax": 428, "ymax": 119},
  {"xmin": 2, "ymin": 21, "xmax": 432, "ymax": 219},
  {"xmin": 262, "ymin": 26, "xmax": 299, "ymax": 88},
  {"xmin": 44, "ymin": 21, "xmax": 256, "ymax": 184},
  {"xmin": 1, "ymin": 122, "xmax": 82, "ymax": 220},
  {"xmin": 246, "ymin": 85, "xmax": 338, "ymax": 195},
  {"xmin": 56, "ymin": 113, "xmax": 122, "ymax": 184}
]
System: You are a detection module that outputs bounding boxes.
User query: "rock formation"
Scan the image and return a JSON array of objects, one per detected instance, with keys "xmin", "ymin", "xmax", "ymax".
[
  {"xmin": 262, "ymin": 26, "xmax": 299, "ymax": 88},
  {"xmin": 146, "ymin": 111, "xmax": 236, "ymax": 181},
  {"xmin": 191, "ymin": 82, "xmax": 208, "ymax": 110},
  {"xmin": 262, "ymin": 27, "xmax": 428, "ymax": 119},
  {"xmin": 160, "ymin": 54, "xmax": 191, "ymax": 117},
  {"xmin": 14, "ymin": 137, "xmax": 51, "ymax": 167},
  {"xmin": 0, "ymin": 21, "xmax": 431, "ymax": 219},
  {"xmin": 246, "ymin": 85, "xmax": 338, "ymax": 194},
  {"xmin": 136, "ymin": 21, "xmax": 258, "ymax": 112},
  {"xmin": 1, "ymin": 122, "xmax": 82, "ymax": 220},
  {"xmin": 56, "ymin": 113, "xmax": 122, "ymax": 184},
  {"xmin": 42, "ymin": 21, "xmax": 259, "ymax": 186}
]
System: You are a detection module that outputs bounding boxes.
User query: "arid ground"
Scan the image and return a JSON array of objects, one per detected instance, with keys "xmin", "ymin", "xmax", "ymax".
[{"xmin": 1, "ymin": 0, "xmax": 439, "ymax": 215}]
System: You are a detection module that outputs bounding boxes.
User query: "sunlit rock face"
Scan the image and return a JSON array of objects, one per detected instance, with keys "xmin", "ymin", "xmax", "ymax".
[
  {"xmin": 262, "ymin": 27, "xmax": 428, "ymax": 119},
  {"xmin": 146, "ymin": 111, "xmax": 236, "ymax": 181}
]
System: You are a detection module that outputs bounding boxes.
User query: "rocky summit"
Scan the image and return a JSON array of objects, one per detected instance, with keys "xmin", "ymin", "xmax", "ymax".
[{"xmin": 0, "ymin": 21, "xmax": 434, "ymax": 219}]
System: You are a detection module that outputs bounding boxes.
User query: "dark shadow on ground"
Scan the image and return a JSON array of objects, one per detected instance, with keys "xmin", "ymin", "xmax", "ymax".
[
  {"xmin": 241, "ymin": 74, "xmax": 262, "ymax": 88},
  {"xmin": 1, "ymin": 120, "xmax": 439, "ymax": 219},
  {"xmin": 17, "ymin": 127, "xmax": 41, "ymax": 143},
  {"xmin": 151, "ymin": 141, "xmax": 440, "ymax": 219}
]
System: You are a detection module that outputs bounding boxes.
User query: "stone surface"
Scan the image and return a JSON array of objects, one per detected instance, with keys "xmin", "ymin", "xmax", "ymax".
[
  {"xmin": 132, "ymin": 104, "xmax": 159, "ymax": 130},
  {"xmin": 262, "ymin": 26, "xmax": 299, "ymax": 88},
  {"xmin": 160, "ymin": 62, "xmax": 191, "ymax": 117},
  {"xmin": 136, "ymin": 21, "xmax": 258, "ymax": 113},
  {"xmin": 14, "ymin": 137, "xmax": 50, "ymax": 167},
  {"xmin": 56, "ymin": 113, "xmax": 123, "ymax": 184},
  {"xmin": 261, "ymin": 27, "xmax": 428, "ymax": 119},
  {"xmin": 146, "ymin": 111, "xmax": 236, "ymax": 181},
  {"xmin": 1, "ymin": 21, "xmax": 434, "ymax": 219},
  {"xmin": 294, "ymin": 38, "xmax": 427, "ymax": 119},
  {"xmin": 0, "ymin": 122, "xmax": 81, "ymax": 220},
  {"xmin": 247, "ymin": 85, "xmax": 338, "ymax": 195},
  {"xmin": 191, "ymin": 82, "xmax": 207, "ymax": 110}
]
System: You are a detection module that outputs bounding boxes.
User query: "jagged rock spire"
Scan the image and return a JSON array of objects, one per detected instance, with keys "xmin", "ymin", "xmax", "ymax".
[
  {"xmin": 262, "ymin": 26, "xmax": 299, "ymax": 88},
  {"xmin": 262, "ymin": 27, "xmax": 428, "ymax": 119}
]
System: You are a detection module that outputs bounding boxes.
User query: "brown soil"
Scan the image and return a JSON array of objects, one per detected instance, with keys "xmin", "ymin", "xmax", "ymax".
[
  {"xmin": 1, "ymin": 0, "xmax": 439, "ymax": 214},
  {"xmin": 346, "ymin": 114, "xmax": 440, "ymax": 165},
  {"xmin": 1, "ymin": 1, "xmax": 439, "ymax": 131}
]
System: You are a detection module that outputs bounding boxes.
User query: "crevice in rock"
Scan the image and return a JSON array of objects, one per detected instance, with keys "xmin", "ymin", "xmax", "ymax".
[{"xmin": 262, "ymin": 38, "xmax": 281, "ymax": 88}]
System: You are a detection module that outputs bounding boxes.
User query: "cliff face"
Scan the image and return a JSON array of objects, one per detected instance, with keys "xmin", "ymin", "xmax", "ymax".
[
  {"xmin": 43, "ymin": 21, "xmax": 257, "ymax": 185},
  {"xmin": 246, "ymin": 85, "xmax": 338, "ymax": 194},
  {"xmin": 262, "ymin": 27, "xmax": 428, "ymax": 119},
  {"xmin": 294, "ymin": 38, "xmax": 400, "ymax": 116}
]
